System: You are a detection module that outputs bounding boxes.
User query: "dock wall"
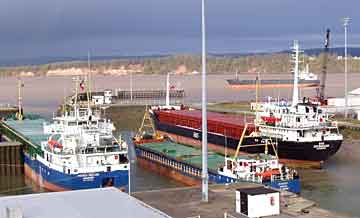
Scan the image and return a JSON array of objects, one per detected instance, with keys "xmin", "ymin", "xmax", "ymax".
[{"xmin": 0, "ymin": 141, "xmax": 23, "ymax": 176}]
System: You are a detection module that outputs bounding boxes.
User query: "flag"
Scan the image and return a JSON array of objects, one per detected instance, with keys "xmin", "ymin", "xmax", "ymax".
[{"xmin": 80, "ymin": 80, "xmax": 85, "ymax": 91}]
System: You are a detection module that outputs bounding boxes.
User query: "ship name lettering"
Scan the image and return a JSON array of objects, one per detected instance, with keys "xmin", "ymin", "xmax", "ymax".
[{"xmin": 313, "ymin": 142, "xmax": 329, "ymax": 150}]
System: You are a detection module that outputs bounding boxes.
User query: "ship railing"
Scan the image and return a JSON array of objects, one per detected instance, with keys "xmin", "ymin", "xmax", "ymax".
[
  {"xmin": 246, "ymin": 173, "xmax": 262, "ymax": 183},
  {"xmin": 270, "ymin": 171, "xmax": 297, "ymax": 182},
  {"xmin": 77, "ymin": 145, "xmax": 127, "ymax": 155},
  {"xmin": 258, "ymin": 121, "xmax": 338, "ymax": 130},
  {"xmin": 0, "ymin": 103, "xmax": 15, "ymax": 108},
  {"xmin": 43, "ymin": 145, "xmax": 74, "ymax": 156},
  {"xmin": 271, "ymin": 174, "xmax": 285, "ymax": 181},
  {"xmin": 44, "ymin": 144, "xmax": 127, "ymax": 156}
]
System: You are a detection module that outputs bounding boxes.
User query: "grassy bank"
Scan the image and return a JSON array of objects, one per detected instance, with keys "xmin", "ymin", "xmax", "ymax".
[{"xmin": 340, "ymin": 128, "xmax": 360, "ymax": 140}]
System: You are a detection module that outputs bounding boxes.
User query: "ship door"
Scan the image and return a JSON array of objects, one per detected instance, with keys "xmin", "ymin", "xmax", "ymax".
[
  {"xmin": 102, "ymin": 177, "xmax": 114, "ymax": 187},
  {"xmin": 240, "ymin": 192, "xmax": 248, "ymax": 215}
]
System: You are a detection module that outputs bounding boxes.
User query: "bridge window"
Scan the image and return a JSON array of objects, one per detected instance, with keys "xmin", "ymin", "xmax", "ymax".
[
  {"xmin": 68, "ymin": 122, "xmax": 76, "ymax": 126},
  {"xmin": 119, "ymin": 154, "xmax": 128, "ymax": 164}
]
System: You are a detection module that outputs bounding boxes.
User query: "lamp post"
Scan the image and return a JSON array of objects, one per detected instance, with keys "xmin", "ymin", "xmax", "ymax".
[
  {"xmin": 201, "ymin": 0, "xmax": 208, "ymax": 203},
  {"xmin": 343, "ymin": 17, "xmax": 350, "ymax": 118}
]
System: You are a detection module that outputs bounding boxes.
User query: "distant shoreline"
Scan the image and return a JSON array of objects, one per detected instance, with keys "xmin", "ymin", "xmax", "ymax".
[
  {"xmin": 1, "ymin": 48, "xmax": 360, "ymax": 78},
  {"xmin": 1, "ymin": 46, "xmax": 359, "ymax": 68}
]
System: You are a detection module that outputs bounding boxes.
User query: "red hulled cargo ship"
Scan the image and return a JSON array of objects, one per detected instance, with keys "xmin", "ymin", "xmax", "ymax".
[{"xmin": 150, "ymin": 105, "xmax": 262, "ymax": 158}]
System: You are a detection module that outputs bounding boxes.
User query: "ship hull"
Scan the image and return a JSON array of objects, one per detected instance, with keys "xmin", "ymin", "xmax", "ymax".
[
  {"xmin": 227, "ymin": 79, "xmax": 320, "ymax": 89},
  {"xmin": 24, "ymin": 153, "xmax": 128, "ymax": 192},
  {"xmin": 152, "ymin": 114, "xmax": 342, "ymax": 163},
  {"xmin": 135, "ymin": 144, "xmax": 301, "ymax": 193}
]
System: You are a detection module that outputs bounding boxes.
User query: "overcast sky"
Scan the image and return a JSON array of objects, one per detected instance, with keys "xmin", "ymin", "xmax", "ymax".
[{"xmin": 0, "ymin": 0, "xmax": 358, "ymax": 62}]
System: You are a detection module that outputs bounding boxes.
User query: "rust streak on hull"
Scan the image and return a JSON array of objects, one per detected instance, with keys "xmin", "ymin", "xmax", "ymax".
[{"xmin": 136, "ymin": 157, "xmax": 200, "ymax": 187}]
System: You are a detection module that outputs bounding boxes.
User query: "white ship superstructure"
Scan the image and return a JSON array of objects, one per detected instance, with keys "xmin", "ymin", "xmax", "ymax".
[
  {"xmin": 251, "ymin": 41, "xmax": 343, "ymax": 161},
  {"xmin": 41, "ymin": 106, "xmax": 129, "ymax": 177},
  {"xmin": 218, "ymin": 154, "xmax": 299, "ymax": 185}
]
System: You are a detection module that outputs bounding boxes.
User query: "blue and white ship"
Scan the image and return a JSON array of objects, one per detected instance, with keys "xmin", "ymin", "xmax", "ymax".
[{"xmin": 22, "ymin": 103, "xmax": 129, "ymax": 191}]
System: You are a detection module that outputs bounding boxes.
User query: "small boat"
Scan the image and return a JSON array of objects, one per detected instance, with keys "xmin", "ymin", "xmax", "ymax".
[{"xmin": 218, "ymin": 154, "xmax": 300, "ymax": 193}]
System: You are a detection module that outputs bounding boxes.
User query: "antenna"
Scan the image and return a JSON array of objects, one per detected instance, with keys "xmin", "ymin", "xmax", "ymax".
[
  {"xmin": 87, "ymin": 51, "xmax": 92, "ymax": 112},
  {"xmin": 166, "ymin": 73, "xmax": 170, "ymax": 106},
  {"xmin": 201, "ymin": 0, "xmax": 208, "ymax": 203},
  {"xmin": 73, "ymin": 77, "xmax": 81, "ymax": 118}
]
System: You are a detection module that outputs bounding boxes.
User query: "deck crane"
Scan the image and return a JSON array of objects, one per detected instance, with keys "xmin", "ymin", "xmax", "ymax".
[{"xmin": 318, "ymin": 29, "xmax": 331, "ymax": 104}]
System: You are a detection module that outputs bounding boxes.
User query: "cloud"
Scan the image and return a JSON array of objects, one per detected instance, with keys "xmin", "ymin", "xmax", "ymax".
[{"xmin": 0, "ymin": 0, "xmax": 358, "ymax": 61}]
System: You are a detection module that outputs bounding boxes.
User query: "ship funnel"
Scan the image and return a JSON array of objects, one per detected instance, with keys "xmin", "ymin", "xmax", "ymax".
[{"xmin": 291, "ymin": 40, "xmax": 301, "ymax": 107}]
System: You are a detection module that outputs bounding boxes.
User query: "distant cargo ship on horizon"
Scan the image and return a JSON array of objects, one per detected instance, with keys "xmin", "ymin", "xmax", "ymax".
[{"xmin": 227, "ymin": 64, "xmax": 320, "ymax": 89}]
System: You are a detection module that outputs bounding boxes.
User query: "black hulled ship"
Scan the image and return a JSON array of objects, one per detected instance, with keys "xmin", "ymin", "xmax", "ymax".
[{"xmin": 149, "ymin": 41, "xmax": 342, "ymax": 165}]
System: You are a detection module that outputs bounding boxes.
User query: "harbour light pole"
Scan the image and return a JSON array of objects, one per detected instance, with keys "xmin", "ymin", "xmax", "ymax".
[
  {"xmin": 343, "ymin": 17, "xmax": 350, "ymax": 118},
  {"xmin": 201, "ymin": 0, "xmax": 208, "ymax": 202}
]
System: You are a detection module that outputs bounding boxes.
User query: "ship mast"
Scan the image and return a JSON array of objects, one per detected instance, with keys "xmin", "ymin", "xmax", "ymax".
[
  {"xmin": 74, "ymin": 77, "xmax": 79, "ymax": 118},
  {"xmin": 255, "ymin": 71, "xmax": 260, "ymax": 126},
  {"xmin": 17, "ymin": 78, "xmax": 24, "ymax": 120},
  {"xmin": 86, "ymin": 51, "xmax": 92, "ymax": 114},
  {"xmin": 292, "ymin": 41, "xmax": 301, "ymax": 107}
]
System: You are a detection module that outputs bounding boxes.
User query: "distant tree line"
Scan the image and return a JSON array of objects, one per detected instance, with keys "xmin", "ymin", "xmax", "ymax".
[{"xmin": 0, "ymin": 53, "xmax": 359, "ymax": 77}]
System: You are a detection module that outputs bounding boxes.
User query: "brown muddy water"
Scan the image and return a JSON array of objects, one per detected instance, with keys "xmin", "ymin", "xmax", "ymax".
[{"xmin": 0, "ymin": 74, "xmax": 360, "ymax": 217}]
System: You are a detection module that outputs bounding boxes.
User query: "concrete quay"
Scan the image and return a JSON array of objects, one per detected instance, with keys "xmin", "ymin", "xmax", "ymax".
[{"xmin": 133, "ymin": 183, "xmax": 353, "ymax": 218}]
